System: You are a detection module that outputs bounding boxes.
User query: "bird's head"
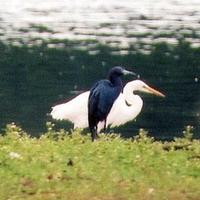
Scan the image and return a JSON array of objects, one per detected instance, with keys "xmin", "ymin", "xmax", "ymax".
[
  {"xmin": 108, "ymin": 66, "xmax": 137, "ymax": 79},
  {"xmin": 124, "ymin": 80, "xmax": 165, "ymax": 97}
]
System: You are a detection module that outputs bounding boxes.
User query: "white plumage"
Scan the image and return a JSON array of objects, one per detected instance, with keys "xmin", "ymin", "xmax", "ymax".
[
  {"xmin": 50, "ymin": 91, "xmax": 89, "ymax": 128},
  {"xmin": 50, "ymin": 80, "xmax": 165, "ymax": 131}
]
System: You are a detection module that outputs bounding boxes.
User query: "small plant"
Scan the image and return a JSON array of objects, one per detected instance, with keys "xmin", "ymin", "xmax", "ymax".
[
  {"xmin": 183, "ymin": 125, "xmax": 194, "ymax": 141},
  {"xmin": 44, "ymin": 121, "xmax": 68, "ymax": 140},
  {"xmin": 134, "ymin": 128, "xmax": 154, "ymax": 143},
  {"xmin": 3, "ymin": 122, "xmax": 28, "ymax": 139},
  {"xmin": 163, "ymin": 125, "xmax": 194, "ymax": 151}
]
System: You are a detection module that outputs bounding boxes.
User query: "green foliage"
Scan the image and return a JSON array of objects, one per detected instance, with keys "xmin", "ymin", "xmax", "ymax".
[
  {"xmin": 183, "ymin": 125, "xmax": 194, "ymax": 141},
  {"xmin": 134, "ymin": 128, "xmax": 154, "ymax": 143},
  {"xmin": 0, "ymin": 125, "xmax": 200, "ymax": 200},
  {"xmin": 3, "ymin": 123, "xmax": 30, "ymax": 140}
]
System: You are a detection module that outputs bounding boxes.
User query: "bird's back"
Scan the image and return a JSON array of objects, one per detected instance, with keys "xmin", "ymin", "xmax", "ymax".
[
  {"xmin": 89, "ymin": 80, "xmax": 120, "ymax": 118},
  {"xmin": 51, "ymin": 91, "xmax": 89, "ymax": 128},
  {"xmin": 88, "ymin": 79, "xmax": 122, "ymax": 130}
]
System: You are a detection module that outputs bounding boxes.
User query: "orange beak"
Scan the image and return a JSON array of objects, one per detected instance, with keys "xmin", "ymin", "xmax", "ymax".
[{"xmin": 145, "ymin": 85, "xmax": 165, "ymax": 97}]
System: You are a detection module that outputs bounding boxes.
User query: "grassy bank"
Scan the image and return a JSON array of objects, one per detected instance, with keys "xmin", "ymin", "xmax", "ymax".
[{"xmin": 0, "ymin": 124, "xmax": 200, "ymax": 200}]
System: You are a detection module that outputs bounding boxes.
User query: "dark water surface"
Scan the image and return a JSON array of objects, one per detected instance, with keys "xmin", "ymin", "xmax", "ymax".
[{"xmin": 0, "ymin": 39, "xmax": 199, "ymax": 139}]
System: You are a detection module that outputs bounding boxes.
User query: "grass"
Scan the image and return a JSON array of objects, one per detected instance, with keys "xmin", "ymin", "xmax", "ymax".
[{"xmin": 0, "ymin": 123, "xmax": 200, "ymax": 200}]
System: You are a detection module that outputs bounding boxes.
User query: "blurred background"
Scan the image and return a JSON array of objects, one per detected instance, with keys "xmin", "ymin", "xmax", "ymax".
[{"xmin": 0, "ymin": 0, "xmax": 199, "ymax": 139}]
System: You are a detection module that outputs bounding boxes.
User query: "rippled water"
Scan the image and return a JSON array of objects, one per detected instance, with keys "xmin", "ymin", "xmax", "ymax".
[{"xmin": 1, "ymin": 0, "xmax": 200, "ymax": 48}]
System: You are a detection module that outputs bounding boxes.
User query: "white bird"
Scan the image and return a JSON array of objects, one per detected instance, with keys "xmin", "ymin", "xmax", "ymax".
[{"xmin": 50, "ymin": 80, "xmax": 165, "ymax": 131}]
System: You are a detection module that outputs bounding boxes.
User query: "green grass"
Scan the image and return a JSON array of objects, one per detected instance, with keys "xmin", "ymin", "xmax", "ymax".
[{"xmin": 0, "ymin": 124, "xmax": 200, "ymax": 200}]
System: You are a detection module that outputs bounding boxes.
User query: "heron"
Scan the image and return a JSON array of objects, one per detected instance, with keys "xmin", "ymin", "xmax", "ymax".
[
  {"xmin": 51, "ymin": 80, "xmax": 165, "ymax": 132},
  {"xmin": 88, "ymin": 66, "xmax": 135, "ymax": 141},
  {"xmin": 105, "ymin": 80, "xmax": 165, "ymax": 128}
]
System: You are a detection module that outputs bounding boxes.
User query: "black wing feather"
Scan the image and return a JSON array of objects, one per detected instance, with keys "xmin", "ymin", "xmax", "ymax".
[{"xmin": 88, "ymin": 80, "xmax": 120, "ymax": 131}]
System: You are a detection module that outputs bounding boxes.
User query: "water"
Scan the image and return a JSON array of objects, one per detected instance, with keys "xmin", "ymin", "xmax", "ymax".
[
  {"xmin": 0, "ymin": 0, "xmax": 200, "ymax": 139},
  {"xmin": 1, "ymin": 0, "xmax": 200, "ymax": 48}
]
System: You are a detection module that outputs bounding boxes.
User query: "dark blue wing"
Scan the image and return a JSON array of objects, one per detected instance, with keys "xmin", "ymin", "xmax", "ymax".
[{"xmin": 88, "ymin": 80, "xmax": 121, "ymax": 125}]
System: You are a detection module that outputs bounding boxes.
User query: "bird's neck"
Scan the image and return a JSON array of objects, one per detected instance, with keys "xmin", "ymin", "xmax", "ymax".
[
  {"xmin": 123, "ymin": 84, "xmax": 142, "ymax": 106},
  {"xmin": 109, "ymin": 76, "xmax": 123, "ymax": 89},
  {"xmin": 125, "ymin": 93, "xmax": 143, "ymax": 108}
]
